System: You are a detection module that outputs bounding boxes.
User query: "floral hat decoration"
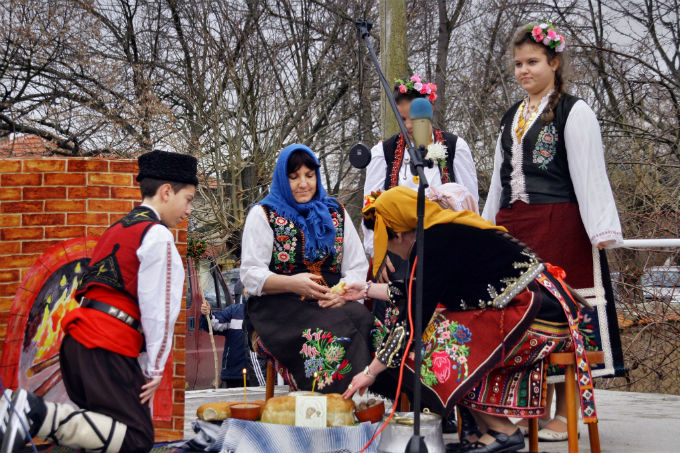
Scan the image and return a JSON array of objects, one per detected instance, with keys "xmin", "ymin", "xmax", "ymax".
[
  {"xmin": 527, "ymin": 21, "xmax": 566, "ymax": 53},
  {"xmin": 395, "ymin": 74, "xmax": 438, "ymax": 102}
]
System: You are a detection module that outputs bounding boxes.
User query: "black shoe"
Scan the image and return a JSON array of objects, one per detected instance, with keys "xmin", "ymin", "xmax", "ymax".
[
  {"xmin": 0, "ymin": 389, "xmax": 47, "ymax": 452},
  {"xmin": 464, "ymin": 428, "xmax": 525, "ymax": 453},
  {"xmin": 443, "ymin": 410, "xmax": 458, "ymax": 434}
]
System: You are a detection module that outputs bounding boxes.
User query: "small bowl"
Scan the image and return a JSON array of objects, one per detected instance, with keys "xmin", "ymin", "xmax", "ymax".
[
  {"xmin": 355, "ymin": 400, "xmax": 385, "ymax": 423},
  {"xmin": 231, "ymin": 403, "xmax": 261, "ymax": 421}
]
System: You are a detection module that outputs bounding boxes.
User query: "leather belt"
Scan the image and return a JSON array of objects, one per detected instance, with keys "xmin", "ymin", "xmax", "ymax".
[{"xmin": 81, "ymin": 297, "xmax": 143, "ymax": 334}]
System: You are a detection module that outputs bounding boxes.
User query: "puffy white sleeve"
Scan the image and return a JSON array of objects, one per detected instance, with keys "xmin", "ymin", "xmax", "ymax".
[
  {"xmin": 137, "ymin": 224, "xmax": 184, "ymax": 379},
  {"xmin": 481, "ymin": 134, "xmax": 504, "ymax": 223},
  {"xmin": 240, "ymin": 206, "xmax": 275, "ymax": 296},
  {"xmin": 340, "ymin": 208, "xmax": 369, "ymax": 286},
  {"xmin": 564, "ymin": 101, "xmax": 623, "ymax": 246},
  {"xmin": 451, "ymin": 137, "xmax": 479, "ymax": 203},
  {"xmin": 361, "ymin": 141, "xmax": 388, "ymax": 256}
]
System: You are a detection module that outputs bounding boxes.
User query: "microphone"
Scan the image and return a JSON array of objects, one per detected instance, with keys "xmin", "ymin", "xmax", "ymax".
[
  {"xmin": 409, "ymin": 98, "xmax": 433, "ymax": 151},
  {"xmin": 349, "ymin": 143, "xmax": 371, "ymax": 169}
]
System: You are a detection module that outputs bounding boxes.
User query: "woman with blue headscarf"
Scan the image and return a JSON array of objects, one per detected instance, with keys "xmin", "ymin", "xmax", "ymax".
[{"xmin": 240, "ymin": 144, "xmax": 383, "ymax": 394}]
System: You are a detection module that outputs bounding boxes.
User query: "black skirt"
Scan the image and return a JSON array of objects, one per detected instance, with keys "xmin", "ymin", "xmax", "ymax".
[{"xmin": 247, "ymin": 293, "xmax": 384, "ymax": 394}]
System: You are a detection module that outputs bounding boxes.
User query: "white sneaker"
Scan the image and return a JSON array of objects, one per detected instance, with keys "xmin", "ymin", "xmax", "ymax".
[{"xmin": 0, "ymin": 389, "xmax": 47, "ymax": 452}]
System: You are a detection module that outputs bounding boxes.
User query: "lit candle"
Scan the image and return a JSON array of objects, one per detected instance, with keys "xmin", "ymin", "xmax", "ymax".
[
  {"xmin": 311, "ymin": 371, "xmax": 318, "ymax": 393},
  {"xmin": 242, "ymin": 368, "xmax": 247, "ymax": 403}
]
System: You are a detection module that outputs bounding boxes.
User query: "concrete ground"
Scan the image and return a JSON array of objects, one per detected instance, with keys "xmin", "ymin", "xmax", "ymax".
[{"xmin": 184, "ymin": 387, "xmax": 680, "ymax": 452}]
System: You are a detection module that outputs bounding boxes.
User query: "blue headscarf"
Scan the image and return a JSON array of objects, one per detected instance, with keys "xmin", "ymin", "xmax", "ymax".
[{"xmin": 259, "ymin": 144, "xmax": 338, "ymax": 261}]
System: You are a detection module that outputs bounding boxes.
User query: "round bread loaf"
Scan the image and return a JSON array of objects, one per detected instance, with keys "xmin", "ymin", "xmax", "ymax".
[{"xmin": 260, "ymin": 393, "xmax": 355, "ymax": 426}]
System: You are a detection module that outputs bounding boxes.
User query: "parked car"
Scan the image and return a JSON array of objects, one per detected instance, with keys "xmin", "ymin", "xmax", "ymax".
[
  {"xmin": 185, "ymin": 255, "xmax": 232, "ymax": 389},
  {"xmin": 641, "ymin": 266, "xmax": 680, "ymax": 306}
]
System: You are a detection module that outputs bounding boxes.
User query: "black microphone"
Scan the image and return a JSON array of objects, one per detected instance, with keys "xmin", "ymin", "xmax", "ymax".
[
  {"xmin": 409, "ymin": 98, "xmax": 433, "ymax": 151},
  {"xmin": 349, "ymin": 143, "xmax": 371, "ymax": 169}
]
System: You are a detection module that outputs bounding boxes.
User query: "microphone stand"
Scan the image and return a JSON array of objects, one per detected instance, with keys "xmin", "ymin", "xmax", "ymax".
[{"xmin": 355, "ymin": 19, "xmax": 431, "ymax": 453}]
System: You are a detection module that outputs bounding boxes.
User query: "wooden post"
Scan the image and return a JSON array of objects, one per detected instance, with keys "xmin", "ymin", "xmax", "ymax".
[{"xmin": 379, "ymin": 0, "xmax": 409, "ymax": 139}]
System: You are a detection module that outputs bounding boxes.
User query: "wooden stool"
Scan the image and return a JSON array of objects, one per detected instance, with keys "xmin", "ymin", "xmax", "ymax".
[{"xmin": 528, "ymin": 350, "xmax": 604, "ymax": 453}]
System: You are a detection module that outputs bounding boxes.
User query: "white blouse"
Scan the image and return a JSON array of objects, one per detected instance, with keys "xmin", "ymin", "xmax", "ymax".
[
  {"xmin": 362, "ymin": 134, "xmax": 479, "ymax": 255},
  {"xmin": 136, "ymin": 204, "xmax": 184, "ymax": 379},
  {"xmin": 482, "ymin": 99, "xmax": 623, "ymax": 246},
  {"xmin": 240, "ymin": 205, "xmax": 369, "ymax": 297}
]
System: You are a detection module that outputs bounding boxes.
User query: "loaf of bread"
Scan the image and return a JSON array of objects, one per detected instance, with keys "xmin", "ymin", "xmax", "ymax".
[
  {"xmin": 260, "ymin": 393, "xmax": 355, "ymax": 426},
  {"xmin": 197, "ymin": 400, "xmax": 266, "ymax": 421},
  {"xmin": 197, "ymin": 401, "xmax": 237, "ymax": 421}
]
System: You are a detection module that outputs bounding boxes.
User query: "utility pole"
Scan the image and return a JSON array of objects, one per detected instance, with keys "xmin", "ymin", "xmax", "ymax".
[{"xmin": 379, "ymin": 0, "xmax": 408, "ymax": 139}]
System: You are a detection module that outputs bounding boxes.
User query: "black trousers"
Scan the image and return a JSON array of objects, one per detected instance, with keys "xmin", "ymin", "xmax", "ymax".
[{"xmin": 60, "ymin": 335, "xmax": 154, "ymax": 453}]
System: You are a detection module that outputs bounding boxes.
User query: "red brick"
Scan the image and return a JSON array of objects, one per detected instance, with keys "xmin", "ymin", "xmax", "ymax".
[
  {"xmin": 153, "ymin": 419, "xmax": 173, "ymax": 429},
  {"xmin": 87, "ymin": 199, "xmax": 133, "ymax": 213},
  {"xmin": 23, "ymin": 159, "xmax": 66, "ymax": 172},
  {"xmin": 45, "ymin": 200, "xmax": 86, "ymax": 212},
  {"xmin": 68, "ymin": 186, "xmax": 110, "ymax": 199},
  {"xmin": 172, "ymin": 377, "xmax": 185, "ymax": 389},
  {"xmin": 23, "ymin": 186, "xmax": 67, "ymax": 200},
  {"xmin": 174, "ymin": 335, "xmax": 185, "ymax": 350},
  {"xmin": 0, "ymin": 242, "xmax": 21, "ymax": 254},
  {"xmin": 1, "ymin": 173, "xmax": 42, "ymax": 186},
  {"xmin": 0, "ymin": 160, "xmax": 22, "ymax": 172},
  {"xmin": 173, "ymin": 389, "xmax": 185, "ymax": 403},
  {"xmin": 172, "ymin": 416, "xmax": 184, "ymax": 430},
  {"xmin": 154, "ymin": 428, "xmax": 182, "ymax": 442},
  {"xmin": 111, "ymin": 187, "xmax": 141, "ymax": 200},
  {"xmin": 86, "ymin": 226, "xmax": 108, "ymax": 236},
  {"xmin": 172, "ymin": 403, "xmax": 184, "ymax": 416},
  {"xmin": 22, "ymin": 213, "xmax": 65, "ymax": 226},
  {"xmin": 88, "ymin": 173, "xmax": 132, "ymax": 186},
  {"xmin": 44, "ymin": 226, "xmax": 86, "ymax": 239},
  {"xmin": 110, "ymin": 160, "xmax": 138, "ymax": 173},
  {"xmin": 0, "ymin": 282, "xmax": 20, "ymax": 297},
  {"xmin": 173, "ymin": 348, "xmax": 185, "ymax": 363},
  {"xmin": 0, "ymin": 188, "xmax": 21, "ymax": 201},
  {"xmin": 0, "ymin": 270, "xmax": 20, "ymax": 283},
  {"xmin": 44, "ymin": 172, "xmax": 86, "ymax": 186},
  {"xmin": 0, "ymin": 325, "xmax": 7, "ymax": 343},
  {"xmin": 173, "ymin": 363, "xmax": 185, "ymax": 377},
  {"xmin": 67, "ymin": 212, "xmax": 109, "ymax": 226},
  {"xmin": 22, "ymin": 240, "xmax": 62, "ymax": 254},
  {"xmin": 67, "ymin": 160, "xmax": 109, "ymax": 172},
  {"xmin": 1, "ymin": 201, "xmax": 43, "ymax": 213},
  {"xmin": 0, "ymin": 214, "xmax": 20, "ymax": 227},
  {"xmin": 176, "ymin": 310, "xmax": 186, "ymax": 324},
  {"xmin": 177, "ymin": 230, "xmax": 188, "ymax": 243},
  {"xmin": 1, "ymin": 227, "xmax": 43, "ymax": 240},
  {"xmin": 0, "ymin": 254, "xmax": 39, "ymax": 269}
]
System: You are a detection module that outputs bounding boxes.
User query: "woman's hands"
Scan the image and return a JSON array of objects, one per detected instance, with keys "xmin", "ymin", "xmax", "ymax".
[
  {"xmin": 340, "ymin": 282, "xmax": 366, "ymax": 301},
  {"xmin": 288, "ymin": 273, "xmax": 330, "ymax": 299},
  {"xmin": 342, "ymin": 360, "xmax": 387, "ymax": 399}
]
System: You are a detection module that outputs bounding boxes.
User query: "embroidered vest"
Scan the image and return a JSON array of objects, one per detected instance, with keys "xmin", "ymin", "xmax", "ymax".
[
  {"xmin": 262, "ymin": 204, "xmax": 345, "ymax": 288},
  {"xmin": 499, "ymin": 94, "xmax": 580, "ymax": 208},
  {"xmin": 64, "ymin": 206, "xmax": 160, "ymax": 356},
  {"xmin": 382, "ymin": 129, "xmax": 458, "ymax": 190}
]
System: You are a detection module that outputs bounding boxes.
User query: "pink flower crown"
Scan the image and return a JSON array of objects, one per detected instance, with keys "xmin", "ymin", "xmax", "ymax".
[
  {"xmin": 395, "ymin": 74, "xmax": 438, "ymax": 102},
  {"xmin": 527, "ymin": 22, "xmax": 566, "ymax": 53}
]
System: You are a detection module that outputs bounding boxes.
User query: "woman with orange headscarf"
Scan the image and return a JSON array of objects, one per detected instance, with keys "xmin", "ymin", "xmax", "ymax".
[{"xmin": 341, "ymin": 187, "xmax": 596, "ymax": 453}]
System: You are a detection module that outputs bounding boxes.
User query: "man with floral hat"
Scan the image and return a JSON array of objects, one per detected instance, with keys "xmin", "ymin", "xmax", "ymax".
[{"xmin": 1, "ymin": 150, "xmax": 197, "ymax": 453}]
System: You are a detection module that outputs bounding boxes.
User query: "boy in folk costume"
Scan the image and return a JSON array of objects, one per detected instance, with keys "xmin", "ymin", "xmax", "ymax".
[{"xmin": 0, "ymin": 150, "xmax": 197, "ymax": 453}]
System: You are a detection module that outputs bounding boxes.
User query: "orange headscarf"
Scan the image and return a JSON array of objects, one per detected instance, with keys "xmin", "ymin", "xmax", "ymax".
[{"xmin": 363, "ymin": 186, "xmax": 507, "ymax": 277}]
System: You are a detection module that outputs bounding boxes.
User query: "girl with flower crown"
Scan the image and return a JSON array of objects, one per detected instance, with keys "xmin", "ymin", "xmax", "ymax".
[
  {"xmin": 482, "ymin": 22, "xmax": 624, "ymax": 442},
  {"xmin": 362, "ymin": 74, "xmax": 480, "ymax": 265}
]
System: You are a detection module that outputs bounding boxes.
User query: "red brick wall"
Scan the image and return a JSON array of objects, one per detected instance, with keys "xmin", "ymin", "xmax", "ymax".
[{"xmin": 0, "ymin": 157, "xmax": 186, "ymax": 441}]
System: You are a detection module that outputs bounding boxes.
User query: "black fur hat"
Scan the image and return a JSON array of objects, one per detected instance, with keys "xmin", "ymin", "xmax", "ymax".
[{"xmin": 136, "ymin": 150, "xmax": 198, "ymax": 186}]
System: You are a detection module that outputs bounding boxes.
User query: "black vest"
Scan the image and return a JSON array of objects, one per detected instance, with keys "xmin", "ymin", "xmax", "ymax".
[
  {"xmin": 261, "ymin": 204, "xmax": 345, "ymax": 288},
  {"xmin": 499, "ymin": 94, "xmax": 579, "ymax": 208},
  {"xmin": 382, "ymin": 129, "xmax": 458, "ymax": 190}
]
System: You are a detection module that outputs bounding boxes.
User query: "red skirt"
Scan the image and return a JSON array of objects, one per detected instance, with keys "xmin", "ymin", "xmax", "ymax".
[{"xmin": 496, "ymin": 201, "xmax": 593, "ymax": 288}]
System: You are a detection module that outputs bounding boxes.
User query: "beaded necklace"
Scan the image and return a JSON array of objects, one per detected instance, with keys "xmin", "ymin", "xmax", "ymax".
[{"xmin": 515, "ymin": 99, "xmax": 540, "ymax": 141}]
